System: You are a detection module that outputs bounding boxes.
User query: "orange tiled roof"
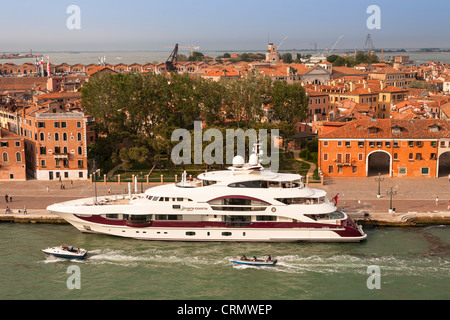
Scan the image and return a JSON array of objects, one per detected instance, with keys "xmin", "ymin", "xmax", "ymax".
[
  {"xmin": 319, "ymin": 119, "xmax": 450, "ymax": 139},
  {"xmin": 37, "ymin": 91, "xmax": 81, "ymax": 100}
]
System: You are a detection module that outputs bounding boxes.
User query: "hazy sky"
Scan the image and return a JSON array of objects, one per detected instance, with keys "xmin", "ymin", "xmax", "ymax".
[{"xmin": 1, "ymin": 0, "xmax": 449, "ymax": 52}]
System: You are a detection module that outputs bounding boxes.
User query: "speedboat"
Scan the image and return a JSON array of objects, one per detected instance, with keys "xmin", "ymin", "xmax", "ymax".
[
  {"xmin": 230, "ymin": 257, "xmax": 277, "ymax": 266},
  {"xmin": 42, "ymin": 245, "xmax": 88, "ymax": 259},
  {"xmin": 47, "ymin": 146, "xmax": 367, "ymax": 243}
]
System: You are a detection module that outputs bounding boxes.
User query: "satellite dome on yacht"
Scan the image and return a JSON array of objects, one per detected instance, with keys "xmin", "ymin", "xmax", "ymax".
[{"xmin": 232, "ymin": 155, "xmax": 245, "ymax": 168}]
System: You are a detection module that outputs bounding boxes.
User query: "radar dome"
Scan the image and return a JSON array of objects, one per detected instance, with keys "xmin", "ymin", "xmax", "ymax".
[
  {"xmin": 249, "ymin": 154, "xmax": 258, "ymax": 166},
  {"xmin": 232, "ymin": 155, "xmax": 245, "ymax": 167}
]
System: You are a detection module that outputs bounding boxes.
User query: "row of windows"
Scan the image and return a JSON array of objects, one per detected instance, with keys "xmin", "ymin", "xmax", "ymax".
[
  {"xmin": 117, "ymin": 230, "xmax": 245, "ymax": 237},
  {"xmin": 324, "ymin": 152, "xmax": 438, "ymax": 162},
  {"xmin": 104, "ymin": 213, "xmax": 277, "ymax": 223},
  {"xmin": 39, "ymin": 132, "xmax": 82, "ymax": 142},
  {"xmin": 309, "ymin": 98, "xmax": 327, "ymax": 104},
  {"xmin": 0, "ymin": 141, "xmax": 21, "ymax": 148},
  {"xmin": 38, "ymin": 121, "xmax": 83, "ymax": 128},
  {"xmin": 276, "ymin": 197, "xmax": 325, "ymax": 205},
  {"xmin": 327, "ymin": 165, "xmax": 431, "ymax": 175},
  {"xmin": 228, "ymin": 180, "xmax": 301, "ymax": 189},
  {"xmin": 2, "ymin": 152, "xmax": 22, "ymax": 163},
  {"xmin": 328, "ymin": 165, "xmax": 357, "ymax": 174},
  {"xmin": 325, "ymin": 140, "xmax": 440, "ymax": 148},
  {"xmin": 40, "ymin": 159, "xmax": 84, "ymax": 168},
  {"xmin": 39, "ymin": 146, "xmax": 83, "ymax": 155},
  {"xmin": 146, "ymin": 196, "xmax": 193, "ymax": 202}
]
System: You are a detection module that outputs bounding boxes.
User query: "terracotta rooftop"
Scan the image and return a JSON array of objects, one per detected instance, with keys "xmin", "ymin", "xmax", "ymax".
[
  {"xmin": 319, "ymin": 119, "xmax": 450, "ymax": 139},
  {"xmin": 0, "ymin": 77, "xmax": 48, "ymax": 91},
  {"xmin": 37, "ymin": 91, "xmax": 81, "ymax": 100}
]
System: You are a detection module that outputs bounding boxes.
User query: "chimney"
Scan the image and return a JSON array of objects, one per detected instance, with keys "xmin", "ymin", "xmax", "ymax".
[
  {"xmin": 380, "ymin": 80, "xmax": 386, "ymax": 90},
  {"xmin": 349, "ymin": 82, "xmax": 355, "ymax": 92}
]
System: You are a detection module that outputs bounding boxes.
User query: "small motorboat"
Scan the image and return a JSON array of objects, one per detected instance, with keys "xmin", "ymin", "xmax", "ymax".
[
  {"xmin": 230, "ymin": 256, "xmax": 277, "ymax": 266},
  {"xmin": 42, "ymin": 245, "xmax": 88, "ymax": 260}
]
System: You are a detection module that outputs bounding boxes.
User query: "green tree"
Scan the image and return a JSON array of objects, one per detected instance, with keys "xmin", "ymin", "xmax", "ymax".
[
  {"xmin": 327, "ymin": 54, "xmax": 340, "ymax": 64},
  {"xmin": 222, "ymin": 72, "xmax": 272, "ymax": 128},
  {"xmin": 270, "ymin": 80, "xmax": 308, "ymax": 123},
  {"xmin": 188, "ymin": 51, "xmax": 204, "ymax": 61},
  {"xmin": 282, "ymin": 53, "xmax": 293, "ymax": 63}
]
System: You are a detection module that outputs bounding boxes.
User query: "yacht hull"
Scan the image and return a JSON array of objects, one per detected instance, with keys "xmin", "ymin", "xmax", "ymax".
[{"xmin": 55, "ymin": 212, "xmax": 367, "ymax": 243}]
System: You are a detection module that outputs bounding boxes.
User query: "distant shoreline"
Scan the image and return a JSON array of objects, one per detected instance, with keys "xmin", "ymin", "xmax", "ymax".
[
  {"xmin": 2, "ymin": 48, "xmax": 450, "ymax": 54},
  {"xmin": 0, "ymin": 54, "xmax": 43, "ymax": 60}
]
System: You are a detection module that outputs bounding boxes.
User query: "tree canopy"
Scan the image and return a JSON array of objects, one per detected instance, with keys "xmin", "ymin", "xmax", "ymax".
[
  {"xmin": 327, "ymin": 52, "xmax": 379, "ymax": 67},
  {"xmin": 81, "ymin": 71, "xmax": 308, "ymax": 171}
]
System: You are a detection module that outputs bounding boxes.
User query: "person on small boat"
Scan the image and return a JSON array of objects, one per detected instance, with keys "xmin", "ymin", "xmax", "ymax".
[
  {"xmin": 252, "ymin": 256, "xmax": 258, "ymax": 261},
  {"xmin": 266, "ymin": 255, "xmax": 272, "ymax": 262},
  {"xmin": 240, "ymin": 255, "xmax": 247, "ymax": 261}
]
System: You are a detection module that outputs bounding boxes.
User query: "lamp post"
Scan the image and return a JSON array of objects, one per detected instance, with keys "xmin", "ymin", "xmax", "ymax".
[
  {"xmin": 93, "ymin": 169, "xmax": 100, "ymax": 204},
  {"xmin": 375, "ymin": 172, "xmax": 384, "ymax": 198},
  {"xmin": 386, "ymin": 186, "xmax": 397, "ymax": 214}
]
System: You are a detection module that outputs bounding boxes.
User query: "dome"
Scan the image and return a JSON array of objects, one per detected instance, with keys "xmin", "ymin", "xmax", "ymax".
[
  {"xmin": 249, "ymin": 154, "xmax": 258, "ymax": 166},
  {"xmin": 232, "ymin": 155, "xmax": 245, "ymax": 167}
]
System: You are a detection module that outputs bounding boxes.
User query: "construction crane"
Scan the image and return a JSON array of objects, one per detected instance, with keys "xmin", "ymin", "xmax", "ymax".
[
  {"xmin": 277, "ymin": 36, "xmax": 288, "ymax": 50},
  {"xmin": 165, "ymin": 44, "xmax": 178, "ymax": 72},
  {"xmin": 364, "ymin": 34, "xmax": 376, "ymax": 54},
  {"xmin": 179, "ymin": 45, "xmax": 200, "ymax": 57},
  {"xmin": 323, "ymin": 35, "xmax": 344, "ymax": 56}
]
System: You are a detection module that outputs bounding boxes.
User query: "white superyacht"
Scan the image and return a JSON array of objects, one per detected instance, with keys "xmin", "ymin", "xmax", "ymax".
[{"xmin": 47, "ymin": 151, "xmax": 366, "ymax": 242}]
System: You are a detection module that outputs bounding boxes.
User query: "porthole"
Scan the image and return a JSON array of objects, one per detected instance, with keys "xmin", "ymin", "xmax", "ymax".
[
  {"xmin": 186, "ymin": 232, "xmax": 196, "ymax": 236},
  {"xmin": 222, "ymin": 232, "xmax": 232, "ymax": 236}
]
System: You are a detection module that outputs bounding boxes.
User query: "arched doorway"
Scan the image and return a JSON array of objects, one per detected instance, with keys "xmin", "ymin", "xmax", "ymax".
[
  {"xmin": 437, "ymin": 151, "xmax": 450, "ymax": 177},
  {"xmin": 367, "ymin": 151, "xmax": 392, "ymax": 177}
]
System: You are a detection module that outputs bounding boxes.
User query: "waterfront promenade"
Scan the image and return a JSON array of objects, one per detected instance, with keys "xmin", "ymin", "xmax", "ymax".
[{"xmin": 0, "ymin": 177, "xmax": 449, "ymax": 226}]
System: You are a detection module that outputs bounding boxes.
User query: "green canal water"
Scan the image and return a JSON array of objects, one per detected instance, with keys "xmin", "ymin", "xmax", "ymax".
[{"xmin": 0, "ymin": 224, "xmax": 448, "ymax": 300}]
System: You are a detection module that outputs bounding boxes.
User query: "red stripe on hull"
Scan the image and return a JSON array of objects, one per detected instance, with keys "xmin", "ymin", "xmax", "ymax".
[{"xmin": 74, "ymin": 214, "xmax": 359, "ymax": 232}]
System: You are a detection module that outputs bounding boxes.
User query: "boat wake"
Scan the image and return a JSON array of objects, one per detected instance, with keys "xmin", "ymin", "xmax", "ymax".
[
  {"xmin": 39, "ymin": 247, "xmax": 449, "ymax": 279},
  {"xmin": 230, "ymin": 254, "xmax": 449, "ymax": 278}
]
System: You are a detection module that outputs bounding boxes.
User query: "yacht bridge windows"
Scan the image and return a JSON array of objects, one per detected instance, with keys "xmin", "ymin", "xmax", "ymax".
[
  {"xmin": 228, "ymin": 180, "xmax": 303, "ymax": 189},
  {"xmin": 207, "ymin": 196, "xmax": 270, "ymax": 211},
  {"xmin": 304, "ymin": 211, "xmax": 345, "ymax": 221},
  {"xmin": 275, "ymin": 196, "xmax": 326, "ymax": 205}
]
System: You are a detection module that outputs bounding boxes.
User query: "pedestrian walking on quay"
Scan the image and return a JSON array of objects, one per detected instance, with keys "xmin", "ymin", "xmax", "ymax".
[
  {"xmin": 46, "ymin": 186, "xmax": 50, "ymax": 193},
  {"xmin": 5, "ymin": 206, "xmax": 11, "ymax": 214},
  {"xmin": 436, "ymin": 196, "xmax": 439, "ymax": 206},
  {"xmin": 24, "ymin": 206, "xmax": 27, "ymax": 215},
  {"xmin": 447, "ymin": 200, "xmax": 450, "ymax": 211},
  {"xmin": 5, "ymin": 194, "xmax": 8, "ymax": 203}
]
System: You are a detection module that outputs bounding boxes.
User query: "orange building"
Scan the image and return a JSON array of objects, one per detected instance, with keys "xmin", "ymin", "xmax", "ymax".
[
  {"xmin": 318, "ymin": 119, "xmax": 450, "ymax": 178},
  {"xmin": 30, "ymin": 112, "xmax": 88, "ymax": 181},
  {"xmin": 0, "ymin": 129, "xmax": 27, "ymax": 181},
  {"xmin": 306, "ymin": 89, "xmax": 333, "ymax": 122}
]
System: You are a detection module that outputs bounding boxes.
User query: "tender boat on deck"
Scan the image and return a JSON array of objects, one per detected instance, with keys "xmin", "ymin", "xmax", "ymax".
[{"xmin": 42, "ymin": 245, "xmax": 88, "ymax": 259}]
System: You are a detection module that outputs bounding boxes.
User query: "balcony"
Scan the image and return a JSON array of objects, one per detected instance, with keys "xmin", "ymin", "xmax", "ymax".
[{"xmin": 53, "ymin": 153, "xmax": 69, "ymax": 160}]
